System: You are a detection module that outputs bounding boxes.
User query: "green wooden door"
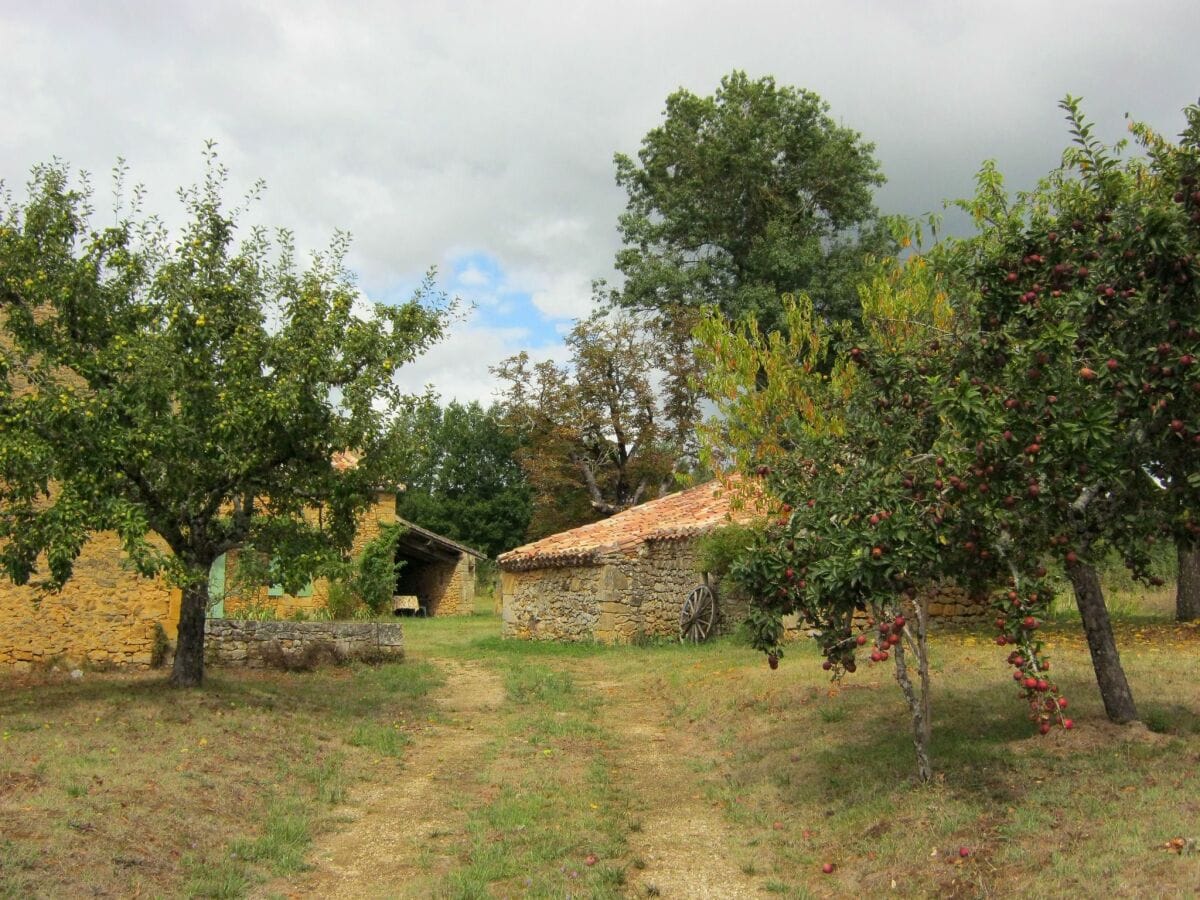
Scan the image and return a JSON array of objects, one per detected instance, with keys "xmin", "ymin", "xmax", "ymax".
[{"xmin": 208, "ymin": 553, "xmax": 226, "ymax": 619}]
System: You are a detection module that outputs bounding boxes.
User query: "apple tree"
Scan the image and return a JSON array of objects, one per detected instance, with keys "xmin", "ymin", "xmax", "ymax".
[
  {"xmin": 0, "ymin": 152, "xmax": 448, "ymax": 686},
  {"xmin": 697, "ymin": 254, "xmax": 986, "ymax": 782},
  {"xmin": 698, "ymin": 100, "xmax": 1200, "ymax": 774},
  {"xmin": 943, "ymin": 98, "xmax": 1200, "ymax": 715}
]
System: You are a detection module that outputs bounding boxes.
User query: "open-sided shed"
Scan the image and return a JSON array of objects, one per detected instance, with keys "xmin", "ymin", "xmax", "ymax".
[{"xmin": 391, "ymin": 519, "xmax": 485, "ymax": 617}]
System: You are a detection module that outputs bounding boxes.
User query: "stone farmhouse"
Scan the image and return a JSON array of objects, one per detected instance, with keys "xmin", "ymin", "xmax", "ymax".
[
  {"xmin": 499, "ymin": 478, "xmax": 759, "ymax": 643},
  {"xmin": 0, "ymin": 485, "xmax": 483, "ymax": 672}
]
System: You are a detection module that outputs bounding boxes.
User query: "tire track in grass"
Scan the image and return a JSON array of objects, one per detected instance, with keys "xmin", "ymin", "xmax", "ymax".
[
  {"xmin": 255, "ymin": 659, "xmax": 504, "ymax": 899},
  {"xmin": 583, "ymin": 670, "xmax": 762, "ymax": 899}
]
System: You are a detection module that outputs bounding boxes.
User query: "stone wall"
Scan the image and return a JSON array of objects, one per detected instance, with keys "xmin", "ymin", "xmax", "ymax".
[
  {"xmin": 620, "ymin": 538, "xmax": 746, "ymax": 640},
  {"xmin": 396, "ymin": 553, "xmax": 475, "ymax": 617},
  {"xmin": 0, "ymin": 491, "xmax": 398, "ymax": 671},
  {"xmin": 441, "ymin": 555, "xmax": 476, "ymax": 615},
  {"xmin": 922, "ymin": 580, "xmax": 991, "ymax": 625},
  {"xmin": 501, "ymin": 564, "xmax": 604, "ymax": 640},
  {"xmin": 501, "ymin": 537, "xmax": 743, "ymax": 644},
  {"xmin": 204, "ymin": 619, "xmax": 404, "ymax": 668},
  {"xmin": 0, "ymin": 532, "xmax": 180, "ymax": 672},
  {"xmin": 778, "ymin": 579, "xmax": 992, "ymax": 640},
  {"xmin": 351, "ymin": 492, "xmax": 398, "ymax": 557},
  {"xmin": 223, "ymin": 491, "xmax": 397, "ymax": 619},
  {"xmin": 501, "ymin": 539, "xmax": 986, "ymax": 646}
]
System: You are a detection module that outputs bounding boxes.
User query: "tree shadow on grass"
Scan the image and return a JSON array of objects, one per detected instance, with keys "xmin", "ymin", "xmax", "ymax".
[
  {"xmin": 0, "ymin": 660, "xmax": 443, "ymax": 722},
  {"xmin": 727, "ymin": 674, "xmax": 1095, "ymax": 815}
]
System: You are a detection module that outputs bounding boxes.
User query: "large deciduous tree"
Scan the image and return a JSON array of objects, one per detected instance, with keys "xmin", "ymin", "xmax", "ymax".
[
  {"xmin": 614, "ymin": 70, "xmax": 889, "ymax": 330},
  {"xmin": 0, "ymin": 153, "xmax": 447, "ymax": 686},
  {"xmin": 492, "ymin": 311, "xmax": 696, "ymax": 538}
]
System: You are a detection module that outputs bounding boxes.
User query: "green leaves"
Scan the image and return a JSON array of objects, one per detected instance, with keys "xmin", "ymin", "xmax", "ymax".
[
  {"xmin": 613, "ymin": 71, "xmax": 888, "ymax": 329},
  {"xmin": 0, "ymin": 153, "xmax": 448, "ymax": 602},
  {"xmin": 491, "ymin": 310, "xmax": 691, "ymax": 536},
  {"xmin": 389, "ymin": 396, "xmax": 532, "ymax": 558}
]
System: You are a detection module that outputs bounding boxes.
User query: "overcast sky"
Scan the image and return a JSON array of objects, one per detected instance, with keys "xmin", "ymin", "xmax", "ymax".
[{"xmin": 2, "ymin": 1, "xmax": 1197, "ymax": 403}]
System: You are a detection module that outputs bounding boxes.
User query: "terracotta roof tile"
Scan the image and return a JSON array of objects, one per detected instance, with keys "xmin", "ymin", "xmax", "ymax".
[
  {"xmin": 331, "ymin": 450, "xmax": 362, "ymax": 471},
  {"xmin": 498, "ymin": 476, "xmax": 763, "ymax": 571}
]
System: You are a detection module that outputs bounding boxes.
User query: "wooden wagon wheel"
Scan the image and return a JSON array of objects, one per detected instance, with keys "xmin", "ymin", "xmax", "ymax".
[{"xmin": 680, "ymin": 583, "xmax": 717, "ymax": 643}]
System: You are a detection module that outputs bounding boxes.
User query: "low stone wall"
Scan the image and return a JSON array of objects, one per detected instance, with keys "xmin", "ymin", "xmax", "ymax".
[{"xmin": 204, "ymin": 619, "xmax": 404, "ymax": 669}]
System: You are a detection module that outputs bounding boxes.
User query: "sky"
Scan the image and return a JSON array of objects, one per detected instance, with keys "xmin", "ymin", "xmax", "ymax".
[{"xmin": 2, "ymin": 0, "xmax": 1197, "ymax": 404}]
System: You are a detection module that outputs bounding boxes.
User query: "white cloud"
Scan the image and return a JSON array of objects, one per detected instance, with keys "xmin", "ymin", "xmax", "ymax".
[
  {"xmin": 456, "ymin": 263, "xmax": 491, "ymax": 288},
  {"xmin": 2, "ymin": 0, "xmax": 1197, "ymax": 403},
  {"xmin": 393, "ymin": 309, "xmax": 566, "ymax": 406},
  {"xmin": 526, "ymin": 269, "xmax": 596, "ymax": 321}
]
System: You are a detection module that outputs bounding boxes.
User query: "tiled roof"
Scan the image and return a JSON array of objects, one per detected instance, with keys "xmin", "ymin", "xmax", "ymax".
[
  {"xmin": 397, "ymin": 517, "xmax": 487, "ymax": 560},
  {"xmin": 498, "ymin": 476, "xmax": 763, "ymax": 571},
  {"xmin": 331, "ymin": 450, "xmax": 362, "ymax": 471}
]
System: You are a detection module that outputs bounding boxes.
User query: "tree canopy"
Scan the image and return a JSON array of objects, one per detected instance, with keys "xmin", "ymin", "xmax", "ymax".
[
  {"xmin": 387, "ymin": 395, "xmax": 532, "ymax": 558},
  {"xmin": 492, "ymin": 310, "xmax": 700, "ymax": 538},
  {"xmin": 613, "ymin": 70, "xmax": 889, "ymax": 330},
  {"xmin": 0, "ymin": 151, "xmax": 448, "ymax": 685}
]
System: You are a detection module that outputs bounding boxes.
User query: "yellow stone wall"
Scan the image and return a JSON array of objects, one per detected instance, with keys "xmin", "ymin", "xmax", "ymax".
[
  {"xmin": 0, "ymin": 531, "xmax": 181, "ymax": 672},
  {"xmin": 438, "ymin": 556, "xmax": 476, "ymax": 616},
  {"xmin": 0, "ymin": 491, "xmax": 397, "ymax": 671},
  {"xmin": 395, "ymin": 553, "xmax": 475, "ymax": 616},
  {"xmin": 221, "ymin": 492, "xmax": 397, "ymax": 619}
]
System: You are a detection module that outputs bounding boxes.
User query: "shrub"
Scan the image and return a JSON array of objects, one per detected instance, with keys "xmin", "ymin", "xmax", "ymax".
[
  {"xmin": 344, "ymin": 524, "xmax": 405, "ymax": 615},
  {"xmin": 695, "ymin": 523, "xmax": 757, "ymax": 600},
  {"xmin": 323, "ymin": 580, "xmax": 364, "ymax": 620},
  {"xmin": 150, "ymin": 622, "xmax": 171, "ymax": 668}
]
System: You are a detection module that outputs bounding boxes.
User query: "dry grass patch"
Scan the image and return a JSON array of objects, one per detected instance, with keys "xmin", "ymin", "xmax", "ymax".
[
  {"xmin": 642, "ymin": 622, "xmax": 1200, "ymax": 898},
  {"xmin": 0, "ymin": 660, "xmax": 441, "ymax": 898}
]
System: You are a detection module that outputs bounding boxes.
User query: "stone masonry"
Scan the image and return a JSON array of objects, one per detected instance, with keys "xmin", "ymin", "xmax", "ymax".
[
  {"xmin": 501, "ymin": 564, "xmax": 604, "ymax": 641},
  {"xmin": 204, "ymin": 619, "xmax": 404, "ymax": 668},
  {"xmin": 0, "ymin": 531, "xmax": 179, "ymax": 672},
  {"xmin": 501, "ymin": 537, "xmax": 743, "ymax": 644},
  {"xmin": 0, "ymin": 490, "xmax": 404, "ymax": 671},
  {"xmin": 499, "ymin": 479, "xmax": 989, "ymax": 646},
  {"xmin": 500, "ymin": 479, "xmax": 761, "ymax": 644}
]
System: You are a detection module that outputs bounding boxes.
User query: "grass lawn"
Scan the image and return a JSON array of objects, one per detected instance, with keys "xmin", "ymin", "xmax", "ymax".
[
  {"xmin": 2, "ymin": 585, "xmax": 1199, "ymax": 897},
  {"xmin": 0, "ymin": 659, "xmax": 444, "ymax": 898}
]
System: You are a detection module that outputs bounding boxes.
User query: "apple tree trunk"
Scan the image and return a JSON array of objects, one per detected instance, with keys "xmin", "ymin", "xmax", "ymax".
[
  {"xmin": 892, "ymin": 598, "xmax": 933, "ymax": 784},
  {"xmin": 170, "ymin": 580, "xmax": 209, "ymax": 688},
  {"xmin": 1177, "ymin": 540, "xmax": 1200, "ymax": 622},
  {"xmin": 1067, "ymin": 561, "xmax": 1138, "ymax": 724}
]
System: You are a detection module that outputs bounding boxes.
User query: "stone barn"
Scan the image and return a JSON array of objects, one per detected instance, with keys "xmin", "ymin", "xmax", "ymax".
[{"xmin": 499, "ymin": 479, "xmax": 758, "ymax": 643}]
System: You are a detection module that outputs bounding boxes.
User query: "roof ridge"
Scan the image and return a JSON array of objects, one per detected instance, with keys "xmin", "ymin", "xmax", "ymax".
[{"xmin": 498, "ymin": 476, "xmax": 762, "ymax": 570}]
